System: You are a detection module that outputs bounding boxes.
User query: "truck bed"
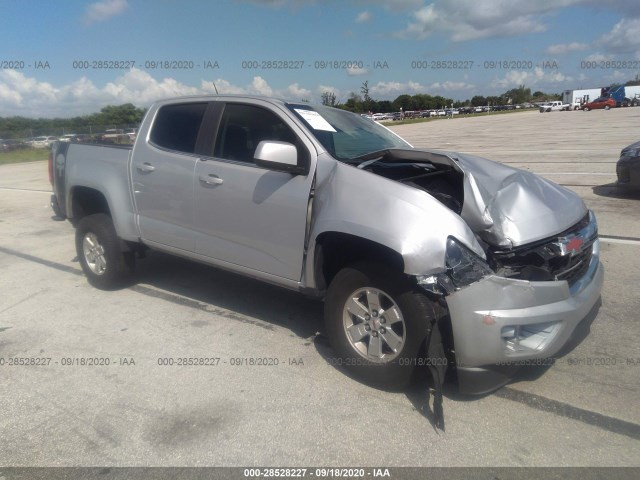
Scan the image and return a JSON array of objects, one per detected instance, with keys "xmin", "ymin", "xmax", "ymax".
[{"xmin": 51, "ymin": 142, "xmax": 138, "ymax": 241}]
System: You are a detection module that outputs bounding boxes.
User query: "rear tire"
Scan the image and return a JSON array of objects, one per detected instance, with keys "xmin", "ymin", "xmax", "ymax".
[
  {"xmin": 75, "ymin": 213, "xmax": 135, "ymax": 290},
  {"xmin": 324, "ymin": 263, "xmax": 437, "ymax": 389}
]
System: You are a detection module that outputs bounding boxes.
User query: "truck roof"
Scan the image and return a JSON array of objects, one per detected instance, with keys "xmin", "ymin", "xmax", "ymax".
[{"xmin": 152, "ymin": 94, "xmax": 295, "ymax": 108}]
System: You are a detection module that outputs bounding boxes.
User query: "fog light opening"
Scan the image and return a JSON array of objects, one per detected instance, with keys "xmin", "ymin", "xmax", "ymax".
[{"xmin": 502, "ymin": 322, "xmax": 560, "ymax": 353}]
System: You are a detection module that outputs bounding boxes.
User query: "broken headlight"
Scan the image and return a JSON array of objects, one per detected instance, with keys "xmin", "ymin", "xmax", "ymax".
[
  {"xmin": 445, "ymin": 237, "xmax": 493, "ymax": 289},
  {"xmin": 417, "ymin": 237, "xmax": 493, "ymax": 295}
]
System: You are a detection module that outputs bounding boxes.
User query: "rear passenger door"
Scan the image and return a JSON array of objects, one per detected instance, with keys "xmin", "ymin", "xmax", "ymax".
[
  {"xmin": 131, "ymin": 102, "xmax": 208, "ymax": 252},
  {"xmin": 193, "ymin": 100, "xmax": 315, "ymax": 281}
]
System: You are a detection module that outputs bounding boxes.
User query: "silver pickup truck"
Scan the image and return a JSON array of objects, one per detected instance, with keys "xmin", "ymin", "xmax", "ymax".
[{"xmin": 50, "ymin": 95, "xmax": 603, "ymax": 395}]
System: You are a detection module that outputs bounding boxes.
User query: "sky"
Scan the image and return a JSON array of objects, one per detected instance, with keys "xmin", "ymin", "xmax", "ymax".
[{"xmin": 1, "ymin": 0, "xmax": 639, "ymax": 117}]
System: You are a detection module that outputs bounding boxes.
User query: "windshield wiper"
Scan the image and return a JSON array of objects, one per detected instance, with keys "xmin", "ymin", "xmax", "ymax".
[{"xmin": 357, "ymin": 156, "xmax": 384, "ymax": 169}]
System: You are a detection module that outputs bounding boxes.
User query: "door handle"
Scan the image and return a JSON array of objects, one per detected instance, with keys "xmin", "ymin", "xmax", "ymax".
[
  {"xmin": 136, "ymin": 163, "xmax": 155, "ymax": 173},
  {"xmin": 199, "ymin": 174, "xmax": 224, "ymax": 185}
]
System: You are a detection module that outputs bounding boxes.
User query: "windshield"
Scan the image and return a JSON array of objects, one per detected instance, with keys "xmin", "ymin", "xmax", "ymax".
[{"xmin": 287, "ymin": 103, "xmax": 411, "ymax": 161}]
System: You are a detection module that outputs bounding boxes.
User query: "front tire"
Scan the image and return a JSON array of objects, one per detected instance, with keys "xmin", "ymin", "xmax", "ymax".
[
  {"xmin": 75, "ymin": 213, "xmax": 134, "ymax": 289},
  {"xmin": 324, "ymin": 263, "xmax": 437, "ymax": 389}
]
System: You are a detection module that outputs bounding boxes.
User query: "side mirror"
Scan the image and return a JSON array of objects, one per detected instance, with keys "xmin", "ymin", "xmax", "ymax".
[{"xmin": 254, "ymin": 140, "xmax": 308, "ymax": 175}]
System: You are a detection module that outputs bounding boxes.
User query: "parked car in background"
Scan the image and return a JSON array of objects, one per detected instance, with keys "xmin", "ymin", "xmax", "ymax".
[
  {"xmin": 582, "ymin": 97, "xmax": 616, "ymax": 111},
  {"xmin": 539, "ymin": 101, "xmax": 570, "ymax": 113},
  {"xmin": 31, "ymin": 136, "xmax": 58, "ymax": 148},
  {"xmin": 100, "ymin": 129, "xmax": 131, "ymax": 144},
  {"xmin": 616, "ymin": 140, "xmax": 640, "ymax": 190},
  {"xmin": 2, "ymin": 139, "xmax": 27, "ymax": 150},
  {"xmin": 124, "ymin": 128, "xmax": 138, "ymax": 140},
  {"xmin": 372, "ymin": 113, "xmax": 390, "ymax": 121},
  {"xmin": 59, "ymin": 134, "xmax": 80, "ymax": 142}
]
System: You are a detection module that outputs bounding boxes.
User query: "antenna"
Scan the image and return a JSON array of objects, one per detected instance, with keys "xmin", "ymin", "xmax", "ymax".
[{"xmin": 213, "ymin": 82, "xmax": 219, "ymax": 94}]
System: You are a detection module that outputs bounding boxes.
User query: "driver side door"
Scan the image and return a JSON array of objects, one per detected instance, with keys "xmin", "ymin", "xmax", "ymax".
[{"xmin": 193, "ymin": 101, "xmax": 315, "ymax": 281}]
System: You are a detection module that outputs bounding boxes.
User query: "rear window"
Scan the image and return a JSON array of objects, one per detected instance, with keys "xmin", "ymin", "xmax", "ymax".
[{"xmin": 150, "ymin": 103, "xmax": 207, "ymax": 154}]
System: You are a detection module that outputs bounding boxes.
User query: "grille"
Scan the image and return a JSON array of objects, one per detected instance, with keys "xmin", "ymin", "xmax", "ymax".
[
  {"xmin": 490, "ymin": 213, "xmax": 596, "ymax": 287},
  {"xmin": 551, "ymin": 246, "xmax": 593, "ymax": 284}
]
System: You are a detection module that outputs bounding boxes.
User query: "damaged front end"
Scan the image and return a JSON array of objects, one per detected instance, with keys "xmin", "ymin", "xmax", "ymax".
[
  {"xmin": 357, "ymin": 149, "xmax": 605, "ymax": 395},
  {"xmin": 419, "ymin": 211, "xmax": 603, "ymax": 395},
  {"xmin": 313, "ymin": 143, "xmax": 604, "ymax": 395}
]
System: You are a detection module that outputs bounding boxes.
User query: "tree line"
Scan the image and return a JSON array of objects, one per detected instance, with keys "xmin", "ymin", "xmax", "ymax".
[
  {"xmin": 323, "ymin": 82, "xmax": 564, "ymax": 113},
  {"xmin": 326, "ymin": 76, "xmax": 640, "ymax": 113},
  {"xmin": 0, "ymin": 104, "xmax": 146, "ymax": 138}
]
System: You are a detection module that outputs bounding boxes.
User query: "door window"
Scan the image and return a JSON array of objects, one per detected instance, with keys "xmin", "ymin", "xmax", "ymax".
[
  {"xmin": 213, "ymin": 104, "xmax": 301, "ymax": 163},
  {"xmin": 150, "ymin": 103, "xmax": 208, "ymax": 154}
]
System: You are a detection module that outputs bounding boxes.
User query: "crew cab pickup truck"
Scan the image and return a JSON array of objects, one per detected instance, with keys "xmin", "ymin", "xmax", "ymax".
[
  {"xmin": 50, "ymin": 95, "xmax": 603, "ymax": 395},
  {"xmin": 539, "ymin": 101, "xmax": 570, "ymax": 112}
]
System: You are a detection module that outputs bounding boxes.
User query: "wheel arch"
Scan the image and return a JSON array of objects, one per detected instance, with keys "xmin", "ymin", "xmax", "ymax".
[
  {"xmin": 312, "ymin": 231, "xmax": 405, "ymax": 294},
  {"xmin": 69, "ymin": 188, "xmax": 137, "ymax": 253},
  {"xmin": 69, "ymin": 186, "xmax": 111, "ymax": 224}
]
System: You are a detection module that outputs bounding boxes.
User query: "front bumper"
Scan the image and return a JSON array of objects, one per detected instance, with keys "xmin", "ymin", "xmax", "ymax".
[
  {"xmin": 445, "ymin": 239, "xmax": 603, "ymax": 394},
  {"xmin": 616, "ymin": 157, "xmax": 640, "ymax": 189}
]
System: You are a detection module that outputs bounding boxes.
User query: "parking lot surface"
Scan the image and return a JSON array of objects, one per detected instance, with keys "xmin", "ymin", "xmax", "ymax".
[{"xmin": 0, "ymin": 108, "xmax": 639, "ymax": 467}]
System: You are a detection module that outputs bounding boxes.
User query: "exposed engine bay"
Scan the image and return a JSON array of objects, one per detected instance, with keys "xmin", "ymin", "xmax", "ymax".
[
  {"xmin": 351, "ymin": 149, "xmax": 464, "ymax": 215},
  {"xmin": 350, "ymin": 149, "xmax": 596, "ymax": 286}
]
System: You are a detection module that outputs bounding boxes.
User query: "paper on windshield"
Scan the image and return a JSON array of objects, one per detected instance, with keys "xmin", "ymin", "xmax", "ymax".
[{"xmin": 294, "ymin": 109, "xmax": 337, "ymax": 132}]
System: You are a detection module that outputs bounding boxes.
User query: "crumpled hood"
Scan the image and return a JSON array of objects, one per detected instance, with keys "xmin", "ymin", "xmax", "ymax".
[{"xmin": 448, "ymin": 151, "xmax": 587, "ymax": 248}]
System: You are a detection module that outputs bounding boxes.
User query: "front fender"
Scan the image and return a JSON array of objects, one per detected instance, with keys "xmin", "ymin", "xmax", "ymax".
[{"xmin": 302, "ymin": 156, "xmax": 479, "ymax": 289}]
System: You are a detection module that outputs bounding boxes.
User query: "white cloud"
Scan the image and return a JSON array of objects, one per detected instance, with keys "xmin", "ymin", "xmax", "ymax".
[
  {"xmin": 547, "ymin": 42, "xmax": 589, "ymax": 55},
  {"xmin": 368, "ymin": 80, "xmax": 474, "ymax": 97},
  {"xmin": 0, "ymin": 69, "xmax": 318, "ymax": 117},
  {"xmin": 346, "ymin": 66, "xmax": 369, "ymax": 76},
  {"xmin": 428, "ymin": 81, "xmax": 475, "ymax": 91},
  {"xmin": 0, "ymin": 69, "xmax": 329, "ymax": 117},
  {"xmin": 101, "ymin": 69, "xmax": 199, "ymax": 101},
  {"xmin": 355, "ymin": 11, "xmax": 372, "ymax": 23},
  {"xmin": 397, "ymin": 0, "xmax": 583, "ymax": 41},
  {"xmin": 284, "ymin": 83, "xmax": 312, "ymax": 100},
  {"xmin": 83, "ymin": 0, "xmax": 128, "ymax": 25},
  {"xmin": 248, "ymin": 76, "xmax": 274, "ymax": 96},
  {"xmin": 370, "ymin": 81, "xmax": 419, "ymax": 96},
  {"xmin": 493, "ymin": 67, "xmax": 573, "ymax": 89},
  {"xmin": 318, "ymin": 85, "xmax": 340, "ymax": 96},
  {"xmin": 583, "ymin": 53, "xmax": 613, "ymax": 62},
  {"xmin": 201, "ymin": 79, "xmax": 242, "ymax": 95},
  {"xmin": 597, "ymin": 18, "xmax": 640, "ymax": 54},
  {"xmin": 317, "ymin": 85, "xmax": 342, "ymax": 103}
]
